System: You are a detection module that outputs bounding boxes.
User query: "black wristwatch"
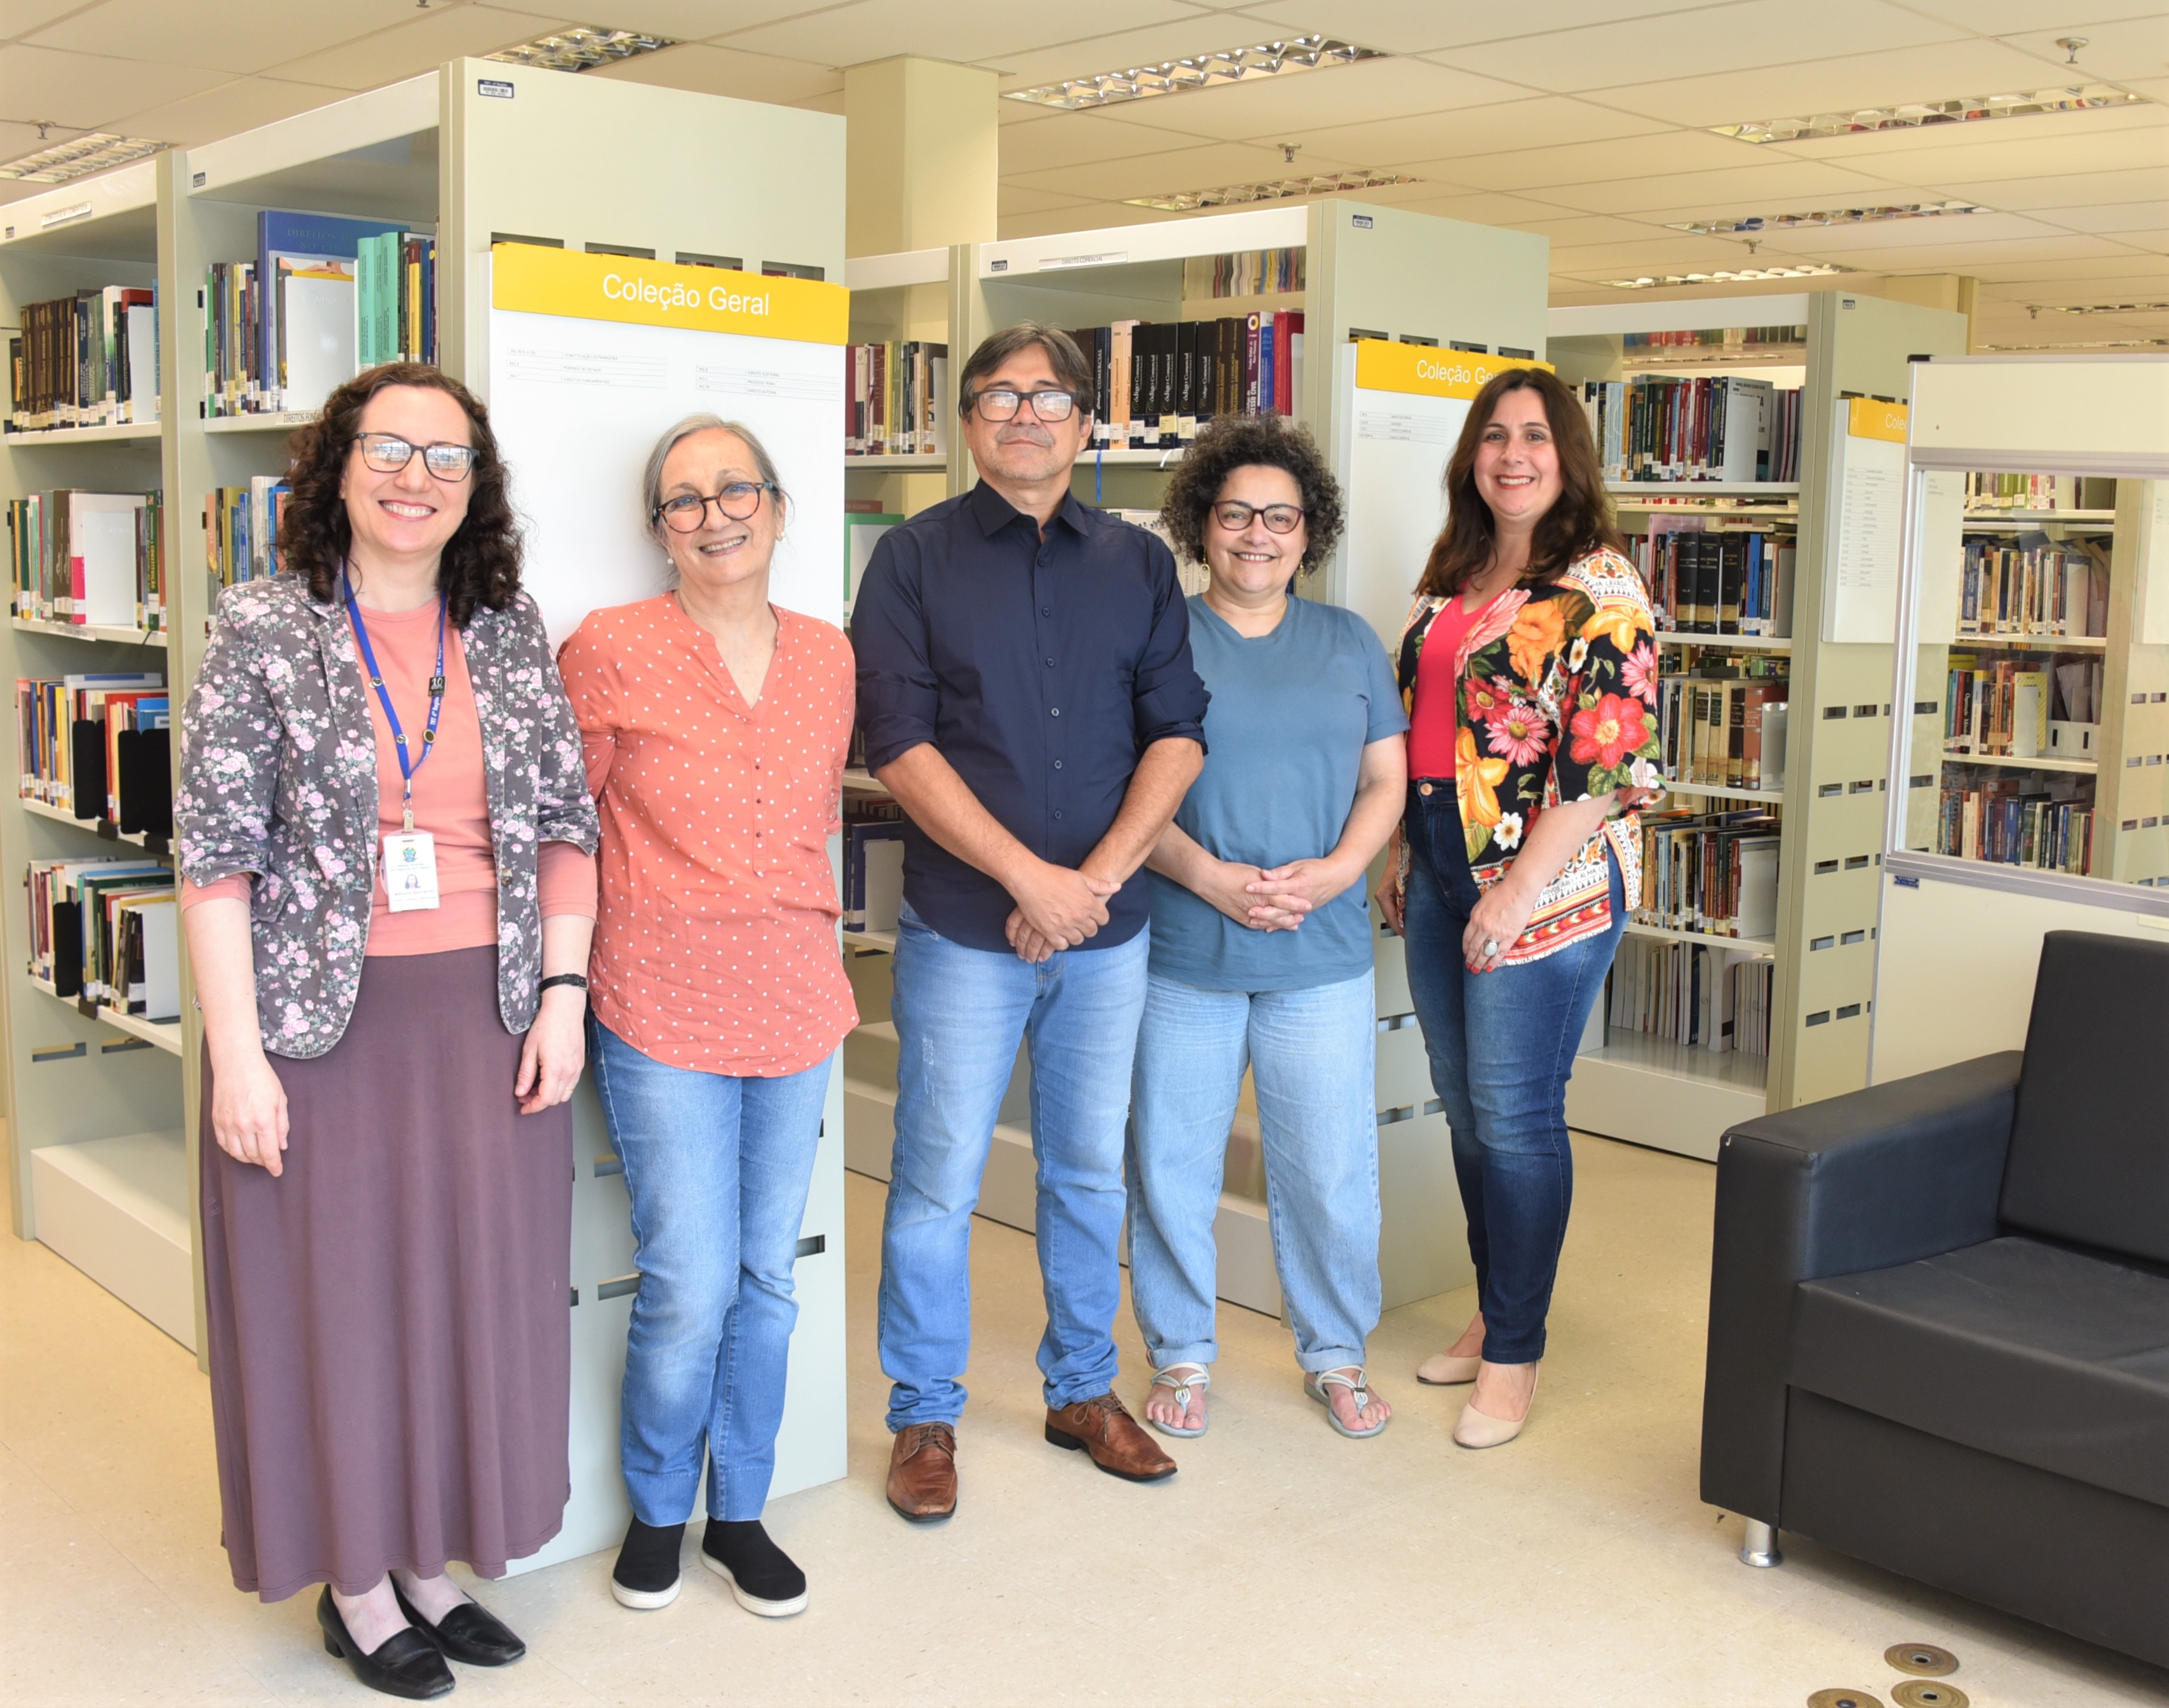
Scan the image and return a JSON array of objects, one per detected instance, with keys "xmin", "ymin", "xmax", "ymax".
[{"xmin": 538, "ymin": 973, "xmax": 589, "ymax": 996}]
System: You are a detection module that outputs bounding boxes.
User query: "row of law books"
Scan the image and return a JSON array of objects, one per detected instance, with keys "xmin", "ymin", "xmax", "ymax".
[
  {"xmin": 1621, "ymin": 325, "xmax": 1804, "ymax": 355},
  {"xmin": 204, "ymin": 479, "xmax": 292, "ymax": 589},
  {"xmin": 1632, "ymin": 807, "xmax": 1781, "ymax": 941},
  {"xmin": 1605, "ymin": 936, "xmax": 1774, "ymax": 1057},
  {"xmin": 1180, "ymin": 246, "xmax": 1305, "ymax": 299},
  {"xmin": 1654, "ymin": 672, "xmax": 1788, "ymax": 793},
  {"xmin": 1580, "ymin": 375, "xmax": 1802, "ymax": 484},
  {"xmin": 6, "ymin": 490, "xmax": 166, "ymax": 631},
  {"xmin": 27, "ymin": 856, "xmax": 178, "ymax": 1022},
  {"xmin": 1069, "ymin": 313, "xmax": 1304, "ymax": 450},
  {"xmin": 1943, "ymin": 653, "xmax": 2102, "ymax": 759},
  {"xmin": 842, "ymin": 798, "xmax": 904, "ymax": 935},
  {"xmin": 842, "ymin": 341, "xmax": 949, "ymax": 456},
  {"xmin": 1625, "ymin": 527, "xmax": 1795, "ymax": 636},
  {"xmin": 1957, "ymin": 538, "xmax": 2108, "ymax": 639},
  {"xmin": 8, "ymin": 287, "xmax": 158, "ymax": 431},
  {"xmin": 206, "ymin": 211, "xmax": 436, "ymax": 418},
  {"xmin": 15, "ymin": 671, "xmax": 172, "ymax": 835},
  {"xmin": 1936, "ymin": 769, "xmax": 2094, "ymax": 876},
  {"xmin": 1963, "ymin": 472, "xmax": 2109, "ymax": 512}
]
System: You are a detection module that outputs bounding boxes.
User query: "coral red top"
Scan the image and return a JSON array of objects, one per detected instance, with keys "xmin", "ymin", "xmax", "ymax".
[
  {"xmin": 180, "ymin": 602, "xmax": 597, "ymax": 951},
  {"xmin": 555, "ymin": 596, "xmax": 858, "ymax": 1078},
  {"xmin": 1405, "ymin": 593, "xmax": 1483, "ymax": 779}
]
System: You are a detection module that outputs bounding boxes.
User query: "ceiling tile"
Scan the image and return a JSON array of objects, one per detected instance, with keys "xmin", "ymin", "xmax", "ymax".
[
  {"xmin": 997, "ymin": 198, "xmax": 1189, "ymax": 239},
  {"xmin": 719, "ymin": 0, "xmax": 1216, "ymax": 71},
  {"xmin": 1534, "ymin": 161, "xmax": 1910, "ymax": 216},
  {"xmin": 1586, "ymin": 38, "xmax": 2081, "ymax": 128},
  {"xmin": 576, "ymin": 0, "xmax": 841, "ymax": 39},
  {"xmin": 1511, "ymin": 213, "xmax": 1686, "ymax": 246},
  {"xmin": 1235, "ymin": 0, "xmax": 1728, "ymax": 54},
  {"xmin": 1419, "ymin": 129, "xmax": 1762, "ymax": 192},
  {"xmin": 1276, "ymin": 97, "xmax": 1675, "ymax": 171},
  {"xmin": 2036, "ymin": 198, "xmax": 2169, "ymax": 231},
  {"xmin": 1440, "ymin": 0, "xmax": 1963, "ymax": 96},
  {"xmin": 1770, "ymin": 126, "xmax": 2166, "ymax": 191},
  {"xmin": 24, "ymin": 0, "xmax": 424, "ymax": 75},
  {"xmin": 262, "ymin": 4, "xmax": 577, "ymax": 93},
  {"xmin": 1989, "ymin": 15, "xmax": 2169, "ymax": 82},
  {"xmin": 1082, "ymin": 53, "xmax": 1533, "ymax": 144},
  {"xmin": 999, "ymin": 109, "xmax": 1239, "ymax": 176},
  {"xmin": 999, "ymin": 182, "xmax": 1096, "ymax": 217},
  {"xmin": 1892, "ymin": 1, "xmax": 2166, "ymax": 30},
  {"xmin": 1963, "ymin": 252, "xmax": 2169, "ymax": 282},
  {"xmin": 1745, "ymin": 211, "xmax": 2080, "ymax": 253},
  {"xmin": 0, "ymin": 43, "xmax": 226, "ymax": 127},
  {"xmin": 1818, "ymin": 233, "xmax": 2144, "ymax": 269},
  {"xmin": 1933, "ymin": 165, "xmax": 2169, "ymax": 208},
  {"xmin": 107, "ymin": 72, "xmax": 351, "ymax": 147},
  {"xmin": 582, "ymin": 41, "xmax": 842, "ymax": 104},
  {"xmin": 1006, "ymin": 136, "xmax": 1380, "ymax": 201},
  {"xmin": 1386, "ymin": 189, "xmax": 1589, "ymax": 225},
  {"xmin": 0, "ymin": 1, "xmax": 92, "ymax": 38}
]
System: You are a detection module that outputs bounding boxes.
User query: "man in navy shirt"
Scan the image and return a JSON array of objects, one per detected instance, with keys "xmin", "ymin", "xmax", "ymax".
[{"xmin": 853, "ymin": 324, "xmax": 1206, "ymax": 1520}]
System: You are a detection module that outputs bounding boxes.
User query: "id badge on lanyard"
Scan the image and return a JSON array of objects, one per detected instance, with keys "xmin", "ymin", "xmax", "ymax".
[
  {"xmin": 345, "ymin": 569, "xmax": 449, "ymax": 913},
  {"xmin": 382, "ymin": 830, "xmax": 442, "ymax": 912}
]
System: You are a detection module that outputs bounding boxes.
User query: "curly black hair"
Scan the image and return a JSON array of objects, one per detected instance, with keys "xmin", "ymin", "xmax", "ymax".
[
  {"xmin": 1159, "ymin": 413, "xmax": 1345, "ymax": 578},
  {"xmin": 281, "ymin": 362, "xmax": 522, "ymax": 627}
]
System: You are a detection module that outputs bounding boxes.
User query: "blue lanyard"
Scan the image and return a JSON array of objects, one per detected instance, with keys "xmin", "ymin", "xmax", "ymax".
[{"xmin": 341, "ymin": 568, "xmax": 446, "ymax": 833}]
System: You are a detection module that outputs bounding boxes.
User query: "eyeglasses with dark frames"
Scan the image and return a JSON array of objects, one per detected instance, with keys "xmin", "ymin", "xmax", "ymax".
[
  {"xmin": 654, "ymin": 481, "xmax": 778, "ymax": 533},
  {"xmin": 1212, "ymin": 500, "xmax": 1306, "ymax": 534},
  {"xmin": 968, "ymin": 387, "xmax": 1079, "ymax": 424},
  {"xmin": 354, "ymin": 433, "xmax": 478, "ymax": 481}
]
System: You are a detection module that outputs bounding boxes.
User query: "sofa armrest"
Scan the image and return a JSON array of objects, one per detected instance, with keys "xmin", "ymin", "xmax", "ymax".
[{"xmin": 1698, "ymin": 1051, "xmax": 2022, "ymax": 1524}]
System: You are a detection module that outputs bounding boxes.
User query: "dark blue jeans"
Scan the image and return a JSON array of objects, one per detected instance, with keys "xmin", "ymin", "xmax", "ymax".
[{"xmin": 1401, "ymin": 781, "xmax": 1626, "ymax": 1364}]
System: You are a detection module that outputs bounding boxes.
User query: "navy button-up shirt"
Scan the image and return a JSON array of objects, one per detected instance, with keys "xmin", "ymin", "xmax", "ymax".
[{"xmin": 851, "ymin": 481, "xmax": 1209, "ymax": 954}]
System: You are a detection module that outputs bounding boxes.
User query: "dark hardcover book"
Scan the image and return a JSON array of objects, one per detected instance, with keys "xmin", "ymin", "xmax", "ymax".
[
  {"xmin": 1693, "ymin": 535, "xmax": 1720, "ymax": 635},
  {"xmin": 115, "ymin": 727, "xmax": 172, "ymax": 837},
  {"xmin": 1176, "ymin": 321, "xmax": 1198, "ymax": 421},
  {"xmin": 51, "ymin": 898, "xmax": 83, "ymax": 999},
  {"xmin": 1719, "ymin": 533, "xmax": 1746, "ymax": 634},
  {"xmin": 70, "ymin": 717, "xmax": 107, "ymax": 820}
]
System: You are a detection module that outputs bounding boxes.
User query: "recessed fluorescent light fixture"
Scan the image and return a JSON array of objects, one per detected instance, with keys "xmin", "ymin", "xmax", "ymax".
[
  {"xmin": 1669, "ymin": 200, "xmax": 1988, "ymax": 235},
  {"xmin": 2039, "ymin": 300, "xmax": 2169, "ymax": 315},
  {"xmin": 485, "ymin": 26, "xmax": 678, "ymax": 72},
  {"xmin": 1713, "ymin": 83, "xmax": 2144, "ymax": 144},
  {"xmin": 1600, "ymin": 263, "xmax": 1854, "ymax": 289},
  {"xmin": 1006, "ymin": 36, "xmax": 1384, "ymax": 111},
  {"xmin": 0, "ymin": 133, "xmax": 166, "ymax": 184},
  {"xmin": 1126, "ymin": 171, "xmax": 1419, "ymax": 212}
]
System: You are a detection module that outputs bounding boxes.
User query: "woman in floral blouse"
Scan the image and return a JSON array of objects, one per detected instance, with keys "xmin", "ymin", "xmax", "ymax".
[
  {"xmin": 1375, "ymin": 365, "xmax": 1661, "ymax": 1451},
  {"xmin": 176, "ymin": 365, "xmax": 598, "ymax": 1698}
]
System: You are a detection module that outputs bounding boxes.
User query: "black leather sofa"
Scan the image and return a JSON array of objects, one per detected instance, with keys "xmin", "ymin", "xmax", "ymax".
[{"xmin": 1699, "ymin": 929, "xmax": 2169, "ymax": 1670}]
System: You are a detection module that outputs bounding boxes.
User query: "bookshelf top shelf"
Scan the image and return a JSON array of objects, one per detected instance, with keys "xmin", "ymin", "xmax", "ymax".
[
  {"xmin": 1654, "ymin": 630, "xmax": 1794, "ymax": 652},
  {"xmin": 979, "ymin": 206, "xmax": 1307, "ymax": 283},
  {"xmin": 1623, "ymin": 920, "xmax": 1778, "ymax": 954},
  {"xmin": 1962, "ymin": 509, "xmax": 2116, "ymax": 530},
  {"xmin": 0, "ymin": 159, "xmax": 159, "ymax": 262},
  {"xmin": 1942, "ymin": 749, "xmax": 2098, "ymax": 776},
  {"xmin": 13, "ymin": 617, "xmax": 167, "ymax": 649},
  {"xmin": 4, "ymin": 421, "xmax": 161, "ymax": 447},
  {"xmin": 1549, "ymin": 293, "xmax": 1815, "ymax": 342},
  {"xmin": 186, "ymin": 74, "xmax": 438, "ymax": 224},
  {"xmin": 1947, "ymin": 633, "xmax": 2109, "ymax": 652},
  {"xmin": 204, "ymin": 412, "xmax": 316, "ymax": 436},
  {"xmin": 1609, "ymin": 481, "xmax": 1801, "ymax": 499},
  {"xmin": 1661, "ymin": 780, "xmax": 1787, "ymax": 804},
  {"xmin": 1622, "ymin": 345, "xmax": 1808, "ymax": 372}
]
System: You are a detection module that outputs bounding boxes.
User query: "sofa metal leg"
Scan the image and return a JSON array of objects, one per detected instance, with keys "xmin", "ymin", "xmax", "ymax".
[{"xmin": 1740, "ymin": 1519, "xmax": 1781, "ymax": 1568}]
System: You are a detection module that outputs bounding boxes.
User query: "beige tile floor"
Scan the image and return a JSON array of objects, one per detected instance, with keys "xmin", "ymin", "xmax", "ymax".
[{"xmin": 4, "ymin": 1134, "xmax": 2166, "ymax": 1707}]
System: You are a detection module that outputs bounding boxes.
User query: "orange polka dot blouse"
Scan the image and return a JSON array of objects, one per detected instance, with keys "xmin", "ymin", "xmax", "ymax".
[{"xmin": 556, "ymin": 595, "xmax": 858, "ymax": 1077}]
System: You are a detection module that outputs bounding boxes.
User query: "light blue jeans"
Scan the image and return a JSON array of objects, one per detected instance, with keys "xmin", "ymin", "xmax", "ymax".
[
  {"xmin": 1127, "ymin": 969, "xmax": 1382, "ymax": 1374},
  {"xmin": 879, "ymin": 899, "xmax": 1150, "ymax": 1430},
  {"xmin": 590, "ymin": 1018, "xmax": 832, "ymax": 1525}
]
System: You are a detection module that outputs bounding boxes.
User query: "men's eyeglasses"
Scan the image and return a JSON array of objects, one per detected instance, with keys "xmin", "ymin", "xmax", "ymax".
[
  {"xmin": 654, "ymin": 481, "xmax": 778, "ymax": 532},
  {"xmin": 355, "ymin": 433, "xmax": 478, "ymax": 481},
  {"xmin": 1212, "ymin": 500, "xmax": 1306, "ymax": 534},
  {"xmin": 969, "ymin": 387, "xmax": 1079, "ymax": 424}
]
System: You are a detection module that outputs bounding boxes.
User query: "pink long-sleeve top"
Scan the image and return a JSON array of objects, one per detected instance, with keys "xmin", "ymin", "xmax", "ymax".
[{"xmin": 180, "ymin": 598, "xmax": 597, "ymax": 950}]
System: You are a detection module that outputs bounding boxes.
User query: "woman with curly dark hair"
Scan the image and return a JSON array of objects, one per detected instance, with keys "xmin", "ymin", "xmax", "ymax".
[
  {"xmin": 175, "ymin": 363, "xmax": 599, "ymax": 1697},
  {"xmin": 1128, "ymin": 412, "xmax": 1407, "ymax": 1442}
]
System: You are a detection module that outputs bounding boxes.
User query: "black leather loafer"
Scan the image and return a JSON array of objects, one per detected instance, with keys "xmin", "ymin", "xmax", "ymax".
[
  {"xmin": 391, "ymin": 1583, "xmax": 526, "ymax": 1667},
  {"xmin": 316, "ymin": 1588, "xmax": 456, "ymax": 1700}
]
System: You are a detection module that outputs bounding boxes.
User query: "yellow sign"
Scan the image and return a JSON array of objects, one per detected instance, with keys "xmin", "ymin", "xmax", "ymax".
[
  {"xmin": 1355, "ymin": 339, "xmax": 1551, "ymax": 400},
  {"xmin": 1848, "ymin": 396, "xmax": 1909, "ymax": 443},
  {"xmin": 490, "ymin": 243, "xmax": 848, "ymax": 346}
]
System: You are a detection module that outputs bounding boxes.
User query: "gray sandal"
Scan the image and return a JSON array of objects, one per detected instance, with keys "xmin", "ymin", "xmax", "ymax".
[
  {"xmin": 1145, "ymin": 1364, "xmax": 1210, "ymax": 1438},
  {"xmin": 1306, "ymin": 1366, "xmax": 1389, "ymax": 1439}
]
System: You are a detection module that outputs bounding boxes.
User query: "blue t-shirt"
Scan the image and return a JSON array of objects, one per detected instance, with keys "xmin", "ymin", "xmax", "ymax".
[{"xmin": 1147, "ymin": 595, "xmax": 1408, "ymax": 992}]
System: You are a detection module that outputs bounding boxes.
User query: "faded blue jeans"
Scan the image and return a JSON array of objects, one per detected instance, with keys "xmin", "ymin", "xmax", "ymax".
[
  {"xmin": 590, "ymin": 1018, "xmax": 831, "ymax": 1525},
  {"xmin": 1127, "ymin": 968, "xmax": 1381, "ymax": 1375},
  {"xmin": 1401, "ymin": 781, "xmax": 1626, "ymax": 1364},
  {"xmin": 879, "ymin": 899, "xmax": 1150, "ymax": 1430}
]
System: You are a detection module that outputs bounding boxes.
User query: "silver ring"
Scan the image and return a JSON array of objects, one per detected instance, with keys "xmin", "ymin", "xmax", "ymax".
[{"xmin": 1483, "ymin": 939, "xmax": 1500, "ymax": 960}]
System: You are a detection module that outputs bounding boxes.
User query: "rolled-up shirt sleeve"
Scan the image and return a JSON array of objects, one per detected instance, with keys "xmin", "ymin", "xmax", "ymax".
[
  {"xmin": 1130, "ymin": 535, "xmax": 1209, "ymax": 751},
  {"xmin": 851, "ymin": 527, "xmax": 942, "ymax": 773}
]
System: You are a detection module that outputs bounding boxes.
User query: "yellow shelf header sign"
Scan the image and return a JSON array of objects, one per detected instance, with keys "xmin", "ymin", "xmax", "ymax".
[
  {"xmin": 1355, "ymin": 339, "xmax": 1550, "ymax": 400},
  {"xmin": 1848, "ymin": 396, "xmax": 1909, "ymax": 443},
  {"xmin": 490, "ymin": 243, "xmax": 848, "ymax": 346}
]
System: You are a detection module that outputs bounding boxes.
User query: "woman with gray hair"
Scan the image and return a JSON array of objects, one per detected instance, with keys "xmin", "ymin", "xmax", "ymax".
[{"xmin": 555, "ymin": 415, "xmax": 856, "ymax": 1617}]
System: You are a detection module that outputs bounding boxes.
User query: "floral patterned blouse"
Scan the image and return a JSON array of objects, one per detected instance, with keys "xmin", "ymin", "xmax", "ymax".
[
  {"xmin": 175, "ymin": 575, "xmax": 599, "ymax": 1059},
  {"xmin": 1394, "ymin": 545, "xmax": 1662, "ymax": 965}
]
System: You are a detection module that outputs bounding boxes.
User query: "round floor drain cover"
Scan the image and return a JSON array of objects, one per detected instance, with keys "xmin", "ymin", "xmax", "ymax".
[
  {"xmin": 1885, "ymin": 1644, "xmax": 1959, "ymax": 1678},
  {"xmin": 1809, "ymin": 1691, "xmax": 1884, "ymax": 1708},
  {"xmin": 1892, "ymin": 1681, "xmax": 1968, "ymax": 1708}
]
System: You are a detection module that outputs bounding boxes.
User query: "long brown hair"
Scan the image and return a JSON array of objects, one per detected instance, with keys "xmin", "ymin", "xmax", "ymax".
[
  {"xmin": 1417, "ymin": 366, "xmax": 1623, "ymax": 600},
  {"xmin": 281, "ymin": 362, "xmax": 523, "ymax": 627}
]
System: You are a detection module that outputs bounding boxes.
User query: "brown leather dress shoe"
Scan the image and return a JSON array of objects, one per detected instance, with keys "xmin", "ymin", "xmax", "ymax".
[
  {"xmin": 1044, "ymin": 1392, "xmax": 1177, "ymax": 1482},
  {"xmin": 886, "ymin": 1422, "xmax": 958, "ymax": 1523}
]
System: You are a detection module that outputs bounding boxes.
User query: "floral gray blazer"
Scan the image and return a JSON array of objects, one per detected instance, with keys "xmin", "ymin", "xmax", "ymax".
[{"xmin": 176, "ymin": 575, "xmax": 598, "ymax": 1059}]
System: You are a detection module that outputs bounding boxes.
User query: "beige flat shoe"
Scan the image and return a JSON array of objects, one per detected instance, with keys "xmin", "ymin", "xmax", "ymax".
[
  {"xmin": 1416, "ymin": 1352, "xmax": 1481, "ymax": 1385},
  {"xmin": 1453, "ymin": 1371, "xmax": 1539, "ymax": 1449}
]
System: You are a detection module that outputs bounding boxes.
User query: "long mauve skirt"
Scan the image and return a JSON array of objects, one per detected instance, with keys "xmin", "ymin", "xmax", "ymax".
[{"xmin": 199, "ymin": 946, "xmax": 574, "ymax": 1601}]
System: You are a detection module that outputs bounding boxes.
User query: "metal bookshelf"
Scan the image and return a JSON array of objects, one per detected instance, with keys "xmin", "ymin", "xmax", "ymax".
[{"xmin": 1548, "ymin": 289, "xmax": 1970, "ymax": 1158}]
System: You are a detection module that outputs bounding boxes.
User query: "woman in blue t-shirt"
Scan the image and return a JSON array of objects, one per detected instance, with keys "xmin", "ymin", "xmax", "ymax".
[{"xmin": 1131, "ymin": 415, "xmax": 1409, "ymax": 1441}]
